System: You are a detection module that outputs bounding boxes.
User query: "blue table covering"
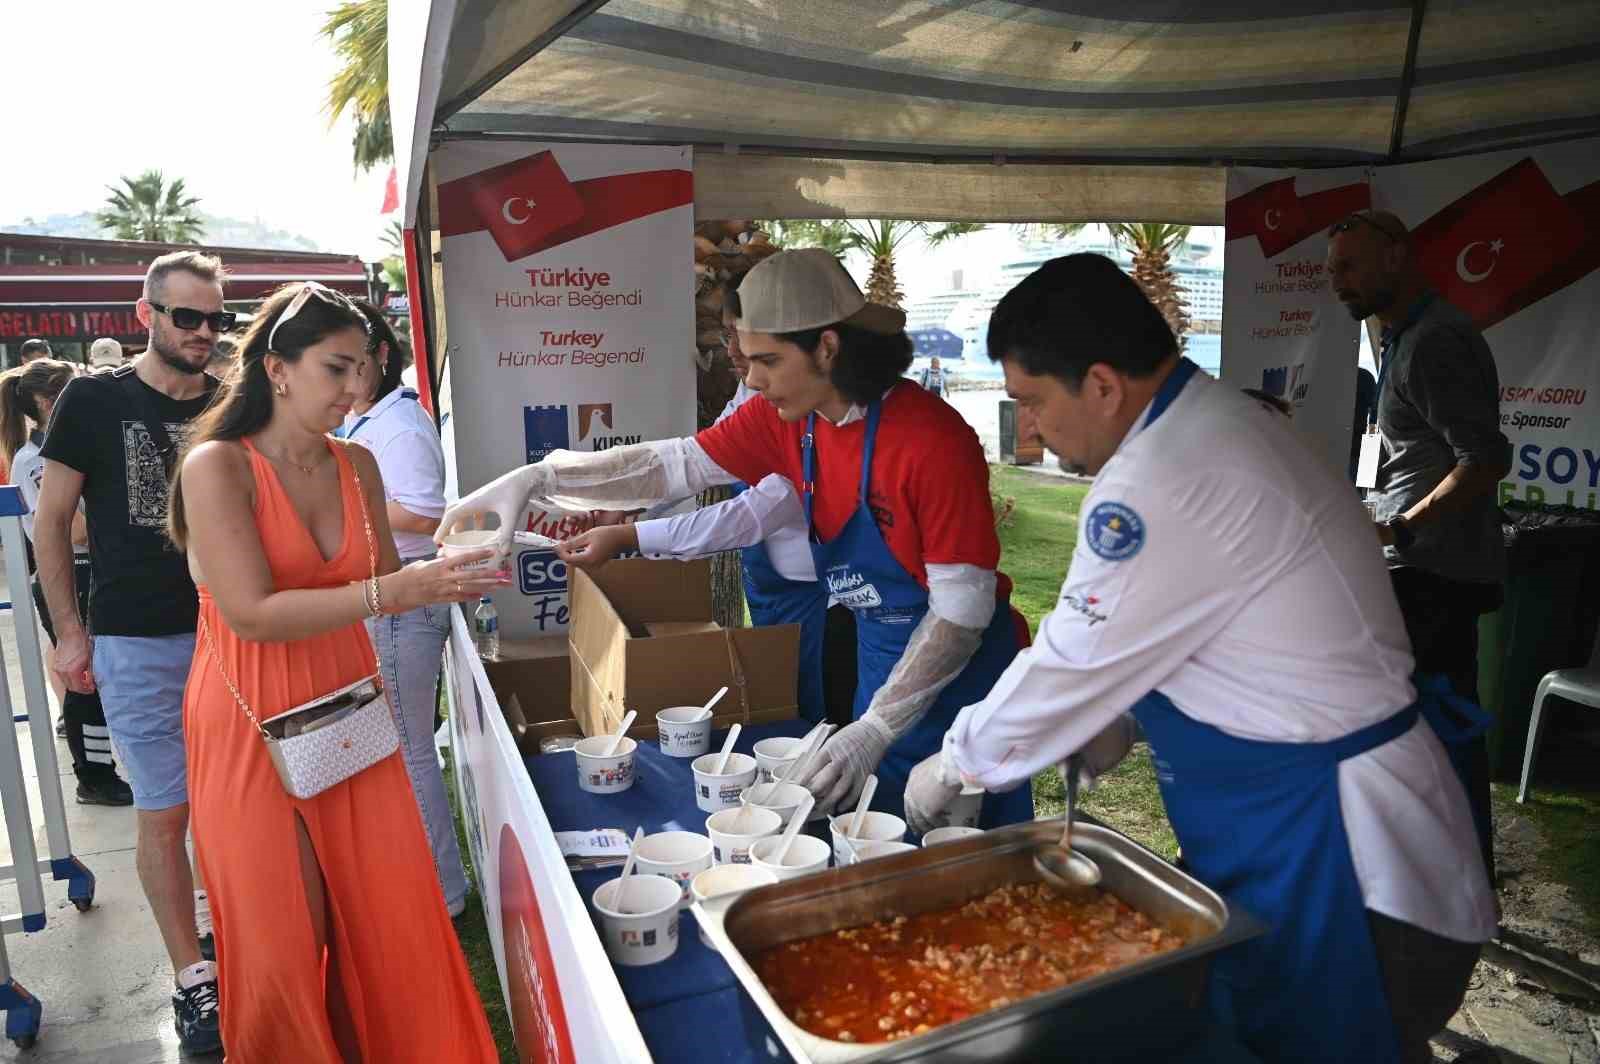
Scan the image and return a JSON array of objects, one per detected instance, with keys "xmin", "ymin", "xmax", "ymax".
[{"xmin": 525, "ymin": 719, "xmax": 1259, "ymax": 1063}]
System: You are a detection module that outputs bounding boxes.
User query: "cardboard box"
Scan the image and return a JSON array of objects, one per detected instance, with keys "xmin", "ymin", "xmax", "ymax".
[
  {"xmin": 477, "ymin": 637, "xmax": 580, "ymax": 755},
  {"xmin": 568, "ymin": 558, "xmax": 799, "ymax": 738}
]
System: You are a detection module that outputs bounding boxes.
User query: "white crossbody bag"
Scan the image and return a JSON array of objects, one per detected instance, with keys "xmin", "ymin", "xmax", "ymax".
[{"xmin": 199, "ymin": 443, "xmax": 399, "ymax": 799}]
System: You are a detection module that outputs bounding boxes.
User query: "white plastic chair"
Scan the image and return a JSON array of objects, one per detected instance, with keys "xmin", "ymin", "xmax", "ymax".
[{"xmin": 1516, "ymin": 624, "xmax": 1600, "ymax": 803}]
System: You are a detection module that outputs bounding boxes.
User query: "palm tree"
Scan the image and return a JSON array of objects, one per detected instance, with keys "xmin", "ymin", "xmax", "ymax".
[
  {"xmin": 323, "ymin": 0, "xmax": 391, "ymax": 172},
  {"xmin": 840, "ymin": 221, "xmax": 986, "ymax": 309},
  {"xmin": 1107, "ymin": 223, "xmax": 1192, "ymax": 343},
  {"xmin": 95, "ymin": 171, "xmax": 205, "ymax": 243},
  {"xmin": 380, "ymin": 218, "xmax": 404, "ymax": 255},
  {"xmin": 761, "ymin": 219, "xmax": 854, "ymax": 257},
  {"xmin": 1012, "ymin": 221, "xmax": 1086, "ymax": 245}
]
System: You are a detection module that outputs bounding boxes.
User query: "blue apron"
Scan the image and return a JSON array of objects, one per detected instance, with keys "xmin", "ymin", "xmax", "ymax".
[
  {"xmin": 802, "ymin": 403, "xmax": 1031, "ymax": 827},
  {"xmin": 728, "ymin": 482, "xmax": 829, "ymax": 723},
  {"xmin": 1126, "ymin": 359, "xmax": 1492, "ymax": 1063}
]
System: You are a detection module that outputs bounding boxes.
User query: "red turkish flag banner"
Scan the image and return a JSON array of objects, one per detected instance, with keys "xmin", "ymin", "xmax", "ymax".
[
  {"xmin": 438, "ymin": 151, "xmax": 586, "ymax": 261},
  {"xmin": 1226, "ymin": 177, "xmax": 1371, "ymax": 258},
  {"xmin": 380, "ymin": 166, "xmax": 399, "ymax": 215},
  {"xmin": 1410, "ymin": 158, "xmax": 1591, "ymax": 331}
]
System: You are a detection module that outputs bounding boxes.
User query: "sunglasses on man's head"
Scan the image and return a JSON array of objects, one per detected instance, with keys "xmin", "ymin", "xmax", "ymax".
[
  {"xmin": 147, "ymin": 301, "xmax": 237, "ymax": 333},
  {"xmin": 1327, "ymin": 211, "xmax": 1407, "ymax": 244}
]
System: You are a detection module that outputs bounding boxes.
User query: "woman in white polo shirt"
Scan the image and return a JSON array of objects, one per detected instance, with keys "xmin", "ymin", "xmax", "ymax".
[{"xmin": 338, "ymin": 303, "xmax": 468, "ymax": 915}]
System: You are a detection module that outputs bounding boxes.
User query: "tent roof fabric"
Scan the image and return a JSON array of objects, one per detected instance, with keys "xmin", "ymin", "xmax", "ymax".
[{"xmin": 398, "ymin": 0, "xmax": 1600, "ymax": 224}]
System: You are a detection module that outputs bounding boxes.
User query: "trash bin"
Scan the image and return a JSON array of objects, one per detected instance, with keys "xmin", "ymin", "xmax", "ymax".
[{"xmin": 1478, "ymin": 502, "xmax": 1600, "ymax": 780}]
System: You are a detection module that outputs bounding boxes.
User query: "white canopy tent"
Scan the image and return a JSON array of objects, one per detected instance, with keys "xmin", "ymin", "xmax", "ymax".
[{"xmin": 390, "ymin": 0, "xmax": 1600, "ymax": 228}]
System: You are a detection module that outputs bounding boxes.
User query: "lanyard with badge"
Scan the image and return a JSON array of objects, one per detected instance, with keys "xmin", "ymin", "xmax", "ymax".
[{"xmin": 1355, "ymin": 294, "xmax": 1433, "ymax": 491}]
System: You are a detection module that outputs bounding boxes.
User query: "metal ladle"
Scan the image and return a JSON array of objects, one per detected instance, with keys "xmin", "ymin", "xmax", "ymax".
[{"xmin": 1033, "ymin": 755, "xmax": 1103, "ymax": 892}]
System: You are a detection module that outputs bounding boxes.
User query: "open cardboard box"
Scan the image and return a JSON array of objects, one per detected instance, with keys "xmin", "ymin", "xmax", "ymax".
[
  {"xmin": 476, "ymin": 636, "xmax": 582, "ymax": 755},
  {"xmin": 568, "ymin": 558, "xmax": 799, "ymax": 738}
]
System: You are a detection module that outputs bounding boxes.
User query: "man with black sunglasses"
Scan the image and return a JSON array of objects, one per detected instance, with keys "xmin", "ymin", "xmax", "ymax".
[
  {"xmin": 1327, "ymin": 209, "xmax": 1510, "ymax": 886},
  {"xmin": 34, "ymin": 250, "xmax": 227, "ymax": 1054}
]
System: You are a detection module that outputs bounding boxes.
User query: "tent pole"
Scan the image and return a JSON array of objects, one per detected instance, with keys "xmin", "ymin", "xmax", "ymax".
[
  {"xmin": 1388, "ymin": 0, "xmax": 1428, "ymax": 160},
  {"xmin": 405, "ymin": 160, "xmax": 443, "ymax": 422}
]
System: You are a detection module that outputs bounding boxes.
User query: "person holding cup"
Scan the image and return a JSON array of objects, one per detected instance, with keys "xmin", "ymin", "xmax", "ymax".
[{"xmin": 439, "ymin": 249, "xmax": 1032, "ymax": 830}]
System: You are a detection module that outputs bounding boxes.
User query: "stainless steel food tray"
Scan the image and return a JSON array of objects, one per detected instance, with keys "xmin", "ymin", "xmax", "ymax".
[{"xmin": 692, "ymin": 819, "xmax": 1261, "ymax": 1063}]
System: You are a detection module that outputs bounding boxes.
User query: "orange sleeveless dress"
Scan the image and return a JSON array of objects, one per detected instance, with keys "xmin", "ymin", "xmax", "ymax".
[{"xmin": 184, "ymin": 439, "xmax": 496, "ymax": 1062}]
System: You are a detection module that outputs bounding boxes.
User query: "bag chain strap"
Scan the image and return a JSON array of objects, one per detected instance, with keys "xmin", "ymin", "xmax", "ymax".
[{"xmin": 200, "ymin": 440, "xmax": 380, "ymax": 740}]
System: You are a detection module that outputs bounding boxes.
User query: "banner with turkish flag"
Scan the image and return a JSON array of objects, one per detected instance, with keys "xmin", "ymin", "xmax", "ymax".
[{"xmin": 1374, "ymin": 137, "xmax": 1600, "ymax": 508}]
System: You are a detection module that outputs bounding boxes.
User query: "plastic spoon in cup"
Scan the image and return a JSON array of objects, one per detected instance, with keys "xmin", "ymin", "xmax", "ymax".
[
  {"xmin": 758, "ymin": 722, "xmax": 829, "ymax": 804},
  {"xmin": 617, "ymin": 826, "xmax": 646, "ymax": 913},
  {"xmin": 692, "ymin": 687, "xmax": 729, "ymax": 722},
  {"xmin": 713, "ymin": 723, "xmax": 742, "ymax": 775},
  {"xmin": 772, "ymin": 793, "xmax": 816, "ymax": 866},
  {"xmin": 604, "ymin": 710, "xmax": 637, "ymax": 757},
  {"xmin": 847, "ymin": 774, "xmax": 879, "ymax": 843}
]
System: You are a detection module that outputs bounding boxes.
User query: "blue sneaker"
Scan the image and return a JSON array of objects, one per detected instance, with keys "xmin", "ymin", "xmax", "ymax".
[{"xmin": 172, "ymin": 975, "xmax": 222, "ymax": 1054}]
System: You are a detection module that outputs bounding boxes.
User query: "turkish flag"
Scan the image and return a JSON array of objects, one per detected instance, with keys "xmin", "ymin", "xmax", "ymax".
[
  {"xmin": 1226, "ymin": 177, "xmax": 1370, "ymax": 258},
  {"xmin": 1411, "ymin": 158, "xmax": 1590, "ymax": 331},
  {"xmin": 379, "ymin": 166, "xmax": 399, "ymax": 214},
  {"xmin": 437, "ymin": 151, "xmax": 585, "ymax": 261}
]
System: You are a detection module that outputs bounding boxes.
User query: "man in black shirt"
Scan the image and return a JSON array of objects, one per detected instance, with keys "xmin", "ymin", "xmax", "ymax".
[
  {"xmin": 35, "ymin": 251, "xmax": 227, "ymax": 1054},
  {"xmin": 1328, "ymin": 210, "xmax": 1511, "ymax": 884}
]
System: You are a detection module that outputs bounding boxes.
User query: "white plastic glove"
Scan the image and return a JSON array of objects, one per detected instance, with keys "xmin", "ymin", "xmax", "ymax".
[
  {"xmin": 792, "ymin": 715, "xmax": 894, "ymax": 817},
  {"xmin": 1077, "ymin": 713, "xmax": 1140, "ymax": 790},
  {"xmin": 436, "ymin": 462, "xmax": 556, "ymax": 557},
  {"xmin": 904, "ymin": 741, "xmax": 965, "ymax": 835}
]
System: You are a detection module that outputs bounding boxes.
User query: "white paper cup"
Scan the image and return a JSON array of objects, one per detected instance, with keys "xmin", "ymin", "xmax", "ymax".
[
  {"xmin": 574, "ymin": 736, "xmax": 636, "ymax": 794},
  {"xmin": 706, "ymin": 807, "xmax": 783, "ymax": 865},
  {"xmin": 439, "ymin": 529, "xmax": 505, "ymax": 572},
  {"xmin": 847, "ymin": 840, "xmax": 919, "ymax": 865},
  {"xmin": 739, "ymin": 782, "xmax": 810, "ymax": 828},
  {"xmin": 935, "ymin": 784, "xmax": 986, "ymax": 829},
  {"xmin": 691, "ymin": 864, "xmax": 777, "ymax": 947},
  {"xmin": 752, "ymin": 736, "xmax": 803, "ymax": 782},
  {"xmin": 749, "ymin": 835, "xmax": 831, "ymax": 881},
  {"xmin": 656, "ymin": 707, "xmax": 713, "ymax": 758},
  {"xmin": 829, "ymin": 811, "xmax": 907, "ymax": 865},
  {"xmin": 592, "ymin": 874, "xmax": 681, "ymax": 966},
  {"xmin": 923, "ymin": 825, "xmax": 985, "ymax": 846},
  {"xmin": 633, "ymin": 831, "xmax": 714, "ymax": 910},
  {"xmin": 692, "ymin": 752, "xmax": 758, "ymax": 812}
]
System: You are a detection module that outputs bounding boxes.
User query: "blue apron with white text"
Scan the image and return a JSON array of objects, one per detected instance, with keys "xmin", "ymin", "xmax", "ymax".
[
  {"xmin": 803, "ymin": 404, "xmax": 1031, "ymax": 826},
  {"xmin": 1126, "ymin": 359, "xmax": 1491, "ymax": 1062},
  {"xmin": 729, "ymin": 482, "xmax": 829, "ymax": 723}
]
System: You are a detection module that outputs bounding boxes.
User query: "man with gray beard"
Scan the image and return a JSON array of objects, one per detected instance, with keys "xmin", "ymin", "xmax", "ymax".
[{"xmin": 34, "ymin": 251, "xmax": 228, "ymax": 1054}]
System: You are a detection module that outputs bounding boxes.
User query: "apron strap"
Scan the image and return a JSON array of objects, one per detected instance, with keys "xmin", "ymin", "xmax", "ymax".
[
  {"xmin": 801, "ymin": 415, "xmax": 817, "ymax": 530},
  {"xmin": 858, "ymin": 401, "xmax": 883, "ymax": 504}
]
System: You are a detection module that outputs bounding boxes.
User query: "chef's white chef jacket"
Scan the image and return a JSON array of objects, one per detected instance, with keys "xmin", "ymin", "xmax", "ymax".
[
  {"xmin": 948, "ymin": 369, "xmax": 1497, "ymax": 943},
  {"xmin": 341, "ymin": 388, "xmax": 446, "ymax": 559}
]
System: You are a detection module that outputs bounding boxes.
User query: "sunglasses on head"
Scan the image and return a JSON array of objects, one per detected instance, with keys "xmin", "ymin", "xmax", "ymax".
[
  {"xmin": 1328, "ymin": 211, "xmax": 1407, "ymax": 244},
  {"xmin": 147, "ymin": 301, "xmax": 237, "ymax": 333},
  {"xmin": 267, "ymin": 282, "xmax": 366, "ymax": 351}
]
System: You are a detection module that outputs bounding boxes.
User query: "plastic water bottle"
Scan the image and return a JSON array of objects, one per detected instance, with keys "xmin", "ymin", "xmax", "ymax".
[{"xmin": 473, "ymin": 597, "xmax": 500, "ymax": 662}]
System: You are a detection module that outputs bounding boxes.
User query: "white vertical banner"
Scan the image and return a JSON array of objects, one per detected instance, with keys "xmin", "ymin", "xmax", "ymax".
[
  {"xmin": 433, "ymin": 142, "xmax": 696, "ymax": 640},
  {"xmin": 1221, "ymin": 166, "xmax": 1371, "ymax": 477},
  {"xmin": 1371, "ymin": 138, "xmax": 1600, "ymax": 509}
]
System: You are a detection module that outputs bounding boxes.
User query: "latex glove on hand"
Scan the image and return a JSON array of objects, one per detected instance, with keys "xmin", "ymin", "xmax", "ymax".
[
  {"xmin": 435, "ymin": 462, "xmax": 556, "ymax": 558},
  {"xmin": 904, "ymin": 741, "xmax": 965, "ymax": 835},
  {"xmin": 1076, "ymin": 713, "xmax": 1140, "ymax": 790},
  {"xmin": 793, "ymin": 716, "xmax": 894, "ymax": 817}
]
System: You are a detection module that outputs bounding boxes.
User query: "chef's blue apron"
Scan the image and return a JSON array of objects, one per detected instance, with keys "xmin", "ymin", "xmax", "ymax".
[
  {"xmin": 728, "ymin": 482, "xmax": 829, "ymax": 723},
  {"xmin": 802, "ymin": 403, "xmax": 1031, "ymax": 827},
  {"xmin": 1125, "ymin": 358, "xmax": 1492, "ymax": 1062}
]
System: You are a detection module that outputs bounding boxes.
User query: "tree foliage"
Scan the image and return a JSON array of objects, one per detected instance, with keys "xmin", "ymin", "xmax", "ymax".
[
  {"xmin": 94, "ymin": 170, "xmax": 205, "ymax": 243},
  {"xmin": 1108, "ymin": 222, "xmax": 1192, "ymax": 343},
  {"xmin": 323, "ymin": 0, "xmax": 392, "ymax": 172}
]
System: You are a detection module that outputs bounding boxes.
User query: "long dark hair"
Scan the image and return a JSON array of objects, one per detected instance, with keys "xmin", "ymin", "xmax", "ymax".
[
  {"xmin": 777, "ymin": 322, "xmax": 913, "ymax": 405},
  {"xmin": 355, "ymin": 300, "xmax": 407, "ymax": 405},
  {"xmin": 167, "ymin": 283, "xmax": 368, "ymax": 549},
  {"xmin": 0, "ymin": 359, "xmax": 77, "ymax": 464}
]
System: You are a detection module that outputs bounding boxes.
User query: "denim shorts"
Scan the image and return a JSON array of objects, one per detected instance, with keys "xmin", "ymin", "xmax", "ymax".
[{"xmin": 93, "ymin": 633, "xmax": 196, "ymax": 811}]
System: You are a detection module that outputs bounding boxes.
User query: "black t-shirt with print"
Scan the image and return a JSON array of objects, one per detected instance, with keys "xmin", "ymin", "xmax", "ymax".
[{"xmin": 41, "ymin": 366, "xmax": 218, "ymax": 636}]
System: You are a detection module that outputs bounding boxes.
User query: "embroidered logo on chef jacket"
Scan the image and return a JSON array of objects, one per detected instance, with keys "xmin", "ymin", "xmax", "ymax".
[
  {"xmin": 1085, "ymin": 502, "xmax": 1145, "ymax": 561},
  {"xmin": 1062, "ymin": 592, "xmax": 1110, "ymax": 627}
]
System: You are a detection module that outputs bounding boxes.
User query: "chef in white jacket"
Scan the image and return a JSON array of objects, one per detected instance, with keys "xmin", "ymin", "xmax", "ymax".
[{"xmin": 903, "ymin": 254, "xmax": 1494, "ymax": 1064}]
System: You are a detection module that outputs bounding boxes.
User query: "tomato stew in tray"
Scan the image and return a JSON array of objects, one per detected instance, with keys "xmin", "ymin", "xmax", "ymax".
[{"xmin": 753, "ymin": 882, "xmax": 1184, "ymax": 1045}]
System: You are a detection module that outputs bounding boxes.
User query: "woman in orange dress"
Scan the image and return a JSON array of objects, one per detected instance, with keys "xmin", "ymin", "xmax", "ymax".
[{"xmin": 169, "ymin": 282, "xmax": 507, "ymax": 1062}]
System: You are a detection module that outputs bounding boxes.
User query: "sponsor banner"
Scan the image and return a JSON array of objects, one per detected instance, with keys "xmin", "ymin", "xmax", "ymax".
[
  {"xmin": 1371, "ymin": 138, "xmax": 1600, "ymax": 508},
  {"xmin": 1222, "ymin": 166, "xmax": 1371, "ymax": 476},
  {"xmin": 445, "ymin": 608, "xmax": 646, "ymax": 1063},
  {"xmin": 434, "ymin": 142, "xmax": 696, "ymax": 639}
]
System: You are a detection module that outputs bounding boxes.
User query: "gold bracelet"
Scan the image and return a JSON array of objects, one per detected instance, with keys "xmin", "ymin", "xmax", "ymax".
[
  {"xmin": 357, "ymin": 580, "xmax": 376, "ymax": 617},
  {"xmin": 370, "ymin": 575, "xmax": 384, "ymax": 617}
]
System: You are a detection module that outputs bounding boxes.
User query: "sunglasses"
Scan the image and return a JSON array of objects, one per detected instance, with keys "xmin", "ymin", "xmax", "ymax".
[
  {"xmin": 1328, "ymin": 211, "xmax": 1407, "ymax": 244},
  {"xmin": 267, "ymin": 282, "xmax": 365, "ymax": 351},
  {"xmin": 147, "ymin": 301, "xmax": 237, "ymax": 333}
]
